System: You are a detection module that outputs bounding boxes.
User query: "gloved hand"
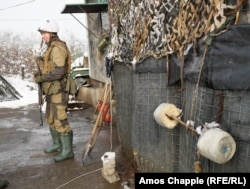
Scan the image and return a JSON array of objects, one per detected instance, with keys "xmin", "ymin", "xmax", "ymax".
[{"xmin": 35, "ymin": 75, "xmax": 44, "ymax": 83}]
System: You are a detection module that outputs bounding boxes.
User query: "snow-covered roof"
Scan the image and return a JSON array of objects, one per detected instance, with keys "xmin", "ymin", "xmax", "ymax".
[{"xmin": 71, "ymin": 56, "xmax": 84, "ymax": 69}]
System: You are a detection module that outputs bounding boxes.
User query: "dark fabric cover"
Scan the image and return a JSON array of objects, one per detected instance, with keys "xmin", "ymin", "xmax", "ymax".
[
  {"xmin": 127, "ymin": 25, "xmax": 250, "ymax": 90},
  {"xmin": 135, "ymin": 56, "xmax": 181, "ymax": 86},
  {"xmin": 204, "ymin": 24, "xmax": 250, "ymax": 90}
]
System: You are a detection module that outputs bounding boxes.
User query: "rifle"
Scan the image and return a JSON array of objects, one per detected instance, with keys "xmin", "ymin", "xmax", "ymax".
[{"xmin": 35, "ymin": 56, "xmax": 43, "ymax": 127}]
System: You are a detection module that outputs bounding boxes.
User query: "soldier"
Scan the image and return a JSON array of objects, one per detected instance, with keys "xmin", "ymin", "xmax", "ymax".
[{"xmin": 34, "ymin": 19, "xmax": 74, "ymax": 162}]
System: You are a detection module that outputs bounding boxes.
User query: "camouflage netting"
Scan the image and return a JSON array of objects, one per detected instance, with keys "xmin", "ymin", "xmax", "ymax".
[
  {"xmin": 111, "ymin": 0, "xmax": 250, "ymax": 172},
  {"xmin": 107, "ymin": 0, "xmax": 242, "ymax": 64}
]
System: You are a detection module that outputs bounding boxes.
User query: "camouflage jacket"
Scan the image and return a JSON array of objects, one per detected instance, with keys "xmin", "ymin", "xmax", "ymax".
[{"xmin": 37, "ymin": 40, "xmax": 71, "ymax": 95}]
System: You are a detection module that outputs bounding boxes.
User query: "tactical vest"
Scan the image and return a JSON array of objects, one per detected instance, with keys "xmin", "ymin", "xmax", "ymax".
[
  {"xmin": 39, "ymin": 41, "xmax": 71, "ymax": 74},
  {"xmin": 37, "ymin": 41, "xmax": 72, "ymax": 95}
]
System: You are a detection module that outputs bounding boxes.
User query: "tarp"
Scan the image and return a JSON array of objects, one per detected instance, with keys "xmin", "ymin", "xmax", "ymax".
[
  {"xmin": 174, "ymin": 24, "xmax": 250, "ymax": 90},
  {"xmin": 204, "ymin": 24, "xmax": 250, "ymax": 90}
]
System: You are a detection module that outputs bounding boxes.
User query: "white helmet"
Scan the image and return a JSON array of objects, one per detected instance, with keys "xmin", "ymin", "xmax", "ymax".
[{"xmin": 38, "ymin": 19, "xmax": 59, "ymax": 33}]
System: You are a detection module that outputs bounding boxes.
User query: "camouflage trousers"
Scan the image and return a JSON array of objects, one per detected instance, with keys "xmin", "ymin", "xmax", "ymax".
[{"xmin": 45, "ymin": 92, "xmax": 71, "ymax": 134}]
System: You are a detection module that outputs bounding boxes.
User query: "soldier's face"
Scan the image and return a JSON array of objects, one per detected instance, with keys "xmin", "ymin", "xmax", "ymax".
[{"xmin": 40, "ymin": 31, "xmax": 51, "ymax": 43}]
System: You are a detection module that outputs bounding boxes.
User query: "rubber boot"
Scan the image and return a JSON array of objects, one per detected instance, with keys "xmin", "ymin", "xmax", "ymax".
[
  {"xmin": 0, "ymin": 180, "xmax": 9, "ymax": 189},
  {"xmin": 44, "ymin": 128, "xmax": 61, "ymax": 153},
  {"xmin": 54, "ymin": 131, "xmax": 74, "ymax": 162}
]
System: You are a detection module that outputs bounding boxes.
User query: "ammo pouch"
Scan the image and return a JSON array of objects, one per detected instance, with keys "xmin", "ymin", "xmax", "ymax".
[
  {"xmin": 42, "ymin": 82, "xmax": 51, "ymax": 95},
  {"xmin": 42, "ymin": 80, "xmax": 63, "ymax": 95},
  {"xmin": 65, "ymin": 74, "xmax": 77, "ymax": 96}
]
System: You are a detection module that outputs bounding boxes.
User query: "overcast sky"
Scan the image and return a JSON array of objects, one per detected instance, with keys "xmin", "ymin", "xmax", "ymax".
[{"xmin": 0, "ymin": 0, "xmax": 88, "ymax": 40}]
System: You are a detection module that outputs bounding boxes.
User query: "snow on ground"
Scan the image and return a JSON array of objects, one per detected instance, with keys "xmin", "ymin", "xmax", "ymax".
[
  {"xmin": 0, "ymin": 75, "xmax": 41, "ymax": 109},
  {"xmin": 0, "ymin": 75, "xmax": 81, "ymax": 112}
]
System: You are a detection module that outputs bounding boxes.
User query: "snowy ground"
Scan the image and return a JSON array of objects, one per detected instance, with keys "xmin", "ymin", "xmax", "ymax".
[{"xmin": 0, "ymin": 75, "xmax": 40, "ymax": 109}]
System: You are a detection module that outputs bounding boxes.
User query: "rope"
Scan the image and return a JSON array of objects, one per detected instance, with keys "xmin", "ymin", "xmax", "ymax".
[
  {"xmin": 70, "ymin": 13, "xmax": 98, "ymax": 39},
  {"xmin": 55, "ymin": 168, "xmax": 102, "ymax": 189},
  {"xmin": 189, "ymin": 45, "xmax": 208, "ymax": 123}
]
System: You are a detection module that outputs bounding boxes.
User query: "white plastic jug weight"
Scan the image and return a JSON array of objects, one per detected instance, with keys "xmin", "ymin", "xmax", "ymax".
[{"xmin": 197, "ymin": 128, "xmax": 236, "ymax": 164}]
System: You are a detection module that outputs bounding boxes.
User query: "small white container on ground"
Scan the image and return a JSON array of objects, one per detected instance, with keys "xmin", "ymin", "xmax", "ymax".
[{"xmin": 101, "ymin": 152, "xmax": 120, "ymax": 183}]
